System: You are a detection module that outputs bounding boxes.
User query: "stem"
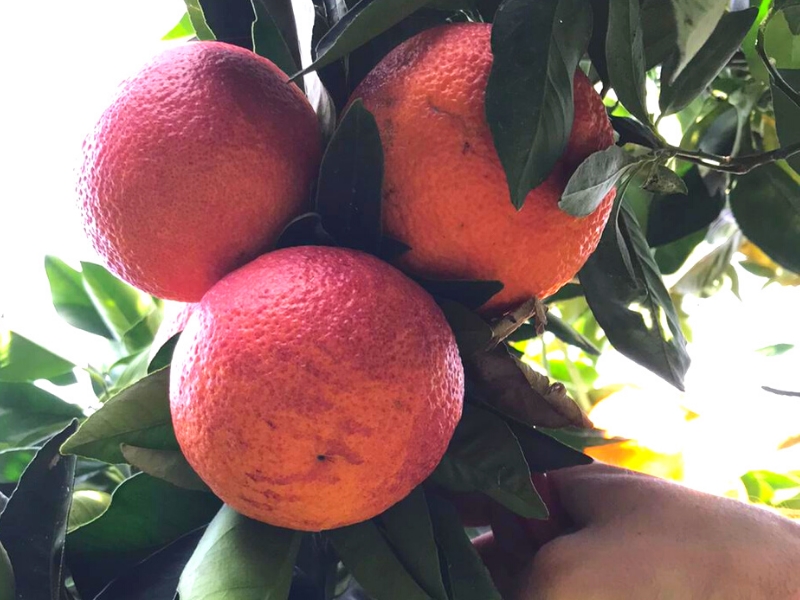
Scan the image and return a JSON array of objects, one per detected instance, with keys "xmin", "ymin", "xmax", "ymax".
[
  {"xmin": 666, "ymin": 142, "xmax": 800, "ymax": 174},
  {"xmin": 756, "ymin": 28, "xmax": 800, "ymax": 110}
]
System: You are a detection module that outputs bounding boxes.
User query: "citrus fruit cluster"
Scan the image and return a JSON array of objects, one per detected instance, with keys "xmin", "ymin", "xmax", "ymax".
[{"xmin": 77, "ymin": 23, "xmax": 614, "ymax": 531}]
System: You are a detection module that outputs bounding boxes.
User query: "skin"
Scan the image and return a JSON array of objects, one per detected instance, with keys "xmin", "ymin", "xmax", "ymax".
[{"xmin": 476, "ymin": 463, "xmax": 800, "ymax": 600}]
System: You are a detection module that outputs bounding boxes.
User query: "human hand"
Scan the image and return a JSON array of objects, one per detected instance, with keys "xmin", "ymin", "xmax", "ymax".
[{"xmin": 475, "ymin": 463, "xmax": 800, "ymax": 600}]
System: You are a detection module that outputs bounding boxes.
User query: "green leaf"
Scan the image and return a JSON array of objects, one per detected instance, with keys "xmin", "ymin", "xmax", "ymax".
[
  {"xmin": 545, "ymin": 314, "xmax": 601, "ymax": 356},
  {"xmin": 0, "ymin": 421, "xmax": 77, "ymax": 600},
  {"xmin": 298, "ymin": 0, "xmax": 432, "ymax": 76},
  {"xmin": 375, "ymin": 488, "xmax": 448, "ymax": 600},
  {"xmin": 660, "ymin": 8, "xmax": 758, "ymax": 115},
  {"xmin": 95, "ymin": 529, "xmax": 204, "ymax": 600},
  {"xmin": 426, "ymin": 493, "xmax": 501, "ymax": 600},
  {"xmin": 772, "ymin": 69, "xmax": 800, "ymax": 174},
  {"xmin": 673, "ymin": 233, "xmax": 741, "ymax": 298},
  {"xmin": 435, "ymin": 300, "xmax": 493, "ymax": 357},
  {"xmin": 163, "ymin": 12, "xmax": 196, "ymax": 40},
  {"xmin": 641, "ymin": 164, "xmax": 688, "ymax": 195},
  {"xmin": 487, "ymin": 0, "xmax": 592, "ymax": 208},
  {"xmin": 756, "ymin": 343, "xmax": 795, "ymax": 357},
  {"xmin": 507, "ymin": 422, "xmax": 593, "ymax": 472},
  {"xmin": 193, "ymin": 0, "xmax": 256, "ymax": 48},
  {"xmin": 654, "ymin": 228, "xmax": 706, "ymax": 275},
  {"xmin": 179, "ymin": 505, "xmax": 301, "ymax": 600},
  {"xmin": 327, "ymin": 519, "xmax": 431, "ymax": 600},
  {"xmin": 765, "ymin": 7, "xmax": 800, "ymax": 68},
  {"xmin": 606, "ymin": 0, "xmax": 650, "ymax": 125},
  {"xmin": 580, "ymin": 200, "xmax": 691, "ymax": 390},
  {"xmin": 80, "ymin": 262, "xmax": 155, "ymax": 342},
  {"xmin": 587, "ymin": 0, "xmax": 611, "ymax": 88},
  {"xmin": 61, "ymin": 369, "xmax": 177, "ymax": 464},
  {"xmin": 251, "ymin": 0, "xmax": 303, "ymax": 78},
  {"xmin": 121, "ymin": 309, "xmax": 162, "ymax": 354},
  {"xmin": 119, "ymin": 445, "xmax": 207, "ymax": 492},
  {"xmin": 539, "ymin": 426, "xmax": 626, "ymax": 451},
  {"xmin": 44, "ymin": 256, "xmax": 113, "ymax": 338},
  {"xmin": 315, "ymin": 100, "xmax": 384, "ymax": 253},
  {"xmin": 730, "ymin": 163, "xmax": 800, "ymax": 274},
  {"xmin": 0, "ymin": 382, "xmax": 84, "ymax": 446},
  {"xmin": 0, "ymin": 331, "xmax": 75, "ymax": 384},
  {"xmin": 610, "ymin": 115, "xmax": 664, "ymax": 149},
  {"xmin": 68, "ymin": 491, "xmax": 112, "ymax": 532},
  {"xmin": 419, "ymin": 279, "xmax": 504, "ymax": 312},
  {"xmin": 183, "ymin": 0, "xmax": 216, "ymax": 40},
  {"xmin": 66, "ymin": 473, "xmax": 221, "ymax": 599},
  {"xmin": 668, "ymin": 0, "xmax": 729, "ymax": 81},
  {"xmin": 647, "ymin": 167, "xmax": 725, "ymax": 246},
  {"xmin": 641, "ymin": 0, "xmax": 677, "ymax": 68},
  {"xmin": 0, "ymin": 448, "xmax": 36, "ymax": 484},
  {"xmin": 431, "ymin": 404, "xmax": 546, "ymax": 519},
  {"xmin": 560, "ymin": 146, "xmax": 640, "ymax": 217}
]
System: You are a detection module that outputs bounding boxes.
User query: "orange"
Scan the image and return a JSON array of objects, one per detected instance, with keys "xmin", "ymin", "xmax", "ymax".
[
  {"xmin": 352, "ymin": 24, "xmax": 616, "ymax": 314},
  {"xmin": 77, "ymin": 42, "xmax": 321, "ymax": 301},
  {"xmin": 169, "ymin": 246, "xmax": 464, "ymax": 530}
]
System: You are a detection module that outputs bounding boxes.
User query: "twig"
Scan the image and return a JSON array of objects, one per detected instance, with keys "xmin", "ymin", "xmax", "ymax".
[
  {"xmin": 762, "ymin": 385, "xmax": 800, "ymax": 398},
  {"xmin": 665, "ymin": 142, "xmax": 800, "ymax": 174},
  {"xmin": 487, "ymin": 298, "xmax": 546, "ymax": 349},
  {"xmin": 756, "ymin": 28, "xmax": 800, "ymax": 111}
]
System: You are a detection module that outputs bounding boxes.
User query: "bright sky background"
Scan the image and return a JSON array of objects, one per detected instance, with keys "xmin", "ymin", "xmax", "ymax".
[{"xmin": 2, "ymin": 1, "xmax": 799, "ymax": 493}]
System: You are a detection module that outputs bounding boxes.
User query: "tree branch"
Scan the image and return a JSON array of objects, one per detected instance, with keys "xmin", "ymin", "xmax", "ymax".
[{"xmin": 666, "ymin": 142, "xmax": 800, "ymax": 174}]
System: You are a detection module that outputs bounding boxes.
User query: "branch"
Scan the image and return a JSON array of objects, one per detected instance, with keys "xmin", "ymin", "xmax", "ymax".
[
  {"xmin": 666, "ymin": 142, "xmax": 800, "ymax": 174},
  {"xmin": 756, "ymin": 28, "xmax": 800, "ymax": 111}
]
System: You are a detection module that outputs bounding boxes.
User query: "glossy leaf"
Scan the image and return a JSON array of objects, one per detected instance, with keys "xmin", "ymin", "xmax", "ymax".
[
  {"xmin": 560, "ymin": 146, "xmax": 639, "ymax": 217},
  {"xmin": 120, "ymin": 445, "xmax": 207, "ymax": 492},
  {"xmin": 507, "ymin": 422, "xmax": 593, "ymax": 472},
  {"xmin": 95, "ymin": 529, "xmax": 204, "ymax": 600},
  {"xmin": 660, "ymin": 8, "xmax": 758, "ymax": 115},
  {"xmin": 772, "ymin": 70, "xmax": 800, "ymax": 174},
  {"xmin": 487, "ymin": 0, "xmax": 592, "ymax": 208},
  {"xmin": 419, "ymin": 279, "xmax": 503, "ymax": 312},
  {"xmin": 66, "ymin": 473, "xmax": 221, "ymax": 599},
  {"xmin": 431, "ymin": 404, "xmax": 546, "ymax": 518},
  {"xmin": 163, "ymin": 12, "xmax": 195, "ymax": 40},
  {"xmin": 298, "ymin": 0, "xmax": 432, "ymax": 76},
  {"xmin": 61, "ymin": 369, "xmax": 177, "ymax": 464},
  {"xmin": 179, "ymin": 505, "xmax": 301, "ymax": 600},
  {"xmin": 0, "ymin": 331, "xmax": 75, "ymax": 384},
  {"xmin": 673, "ymin": 233, "xmax": 741, "ymax": 298},
  {"xmin": 764, "ymin": 7, "xmax": 800, "ymax": 68},
  {"xmin": 606, "ymin": 0, "xmax": 650, "ymax": 125},
  {"xmin": 327, "ymin": 517, "xmax": 431, "ymax": 600},
  {"xmin": 194, "ymin": 0, "xmax": 255, "ymax": 48},
  {"xmin": 668, "ymin": 0, "xmax": 728, "ymax": 81},
  {"xmin": 654, "ymin": 229, "xmax": 706, "ymax": 275},
  {"xmin": 315, "ymin": 100, "xmax": 384, "ymax": 253},
  {"xmin": 183, "ymin": 0, "xmax": 215, "ymax": 40},
  {"xmin": 68, "ymin": 491, "xmax": 112, "ymax": 533},
  {"xmin": 426, "ymin": 493, "xmax": 501, "ymax": 600},
  {"xmin": 730, "ymin": 163, "xmax": 800, "ymax": 274},
  {"xmin": 0, "ymin": 421, "xmax": 77, "ymax": 600},
  {"xmin": 580, "ymin": 201, "xmax": 690, "ymax": 389},
  {"xmin": 610, "ymin": 115, "xmax": 663, "ymax": 149},
  {"xmin": 641, "ymin": 0, "xmax": 677, "ymax": 69},
  {"xmin": 251, "ymin": 0, "xmax": 303, "ymax": 78},
  {"xmin": 0, "ymin": 382, "xmax": 84, "ymax": 446},
  {"xmin": 435, "ymin": 300, "xmax": 493, "ymax": 357},
  {"xmin": 44, "ymin": 256, "xmax": 113, "ymax": 338}
]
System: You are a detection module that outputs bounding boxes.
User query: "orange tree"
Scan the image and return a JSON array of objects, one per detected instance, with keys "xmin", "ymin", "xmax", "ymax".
[{"xmin": 1, "ymin": 0, "xmax": 799, "ymax": 599}]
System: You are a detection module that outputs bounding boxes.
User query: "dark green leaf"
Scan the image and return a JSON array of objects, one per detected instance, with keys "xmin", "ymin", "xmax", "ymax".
[
  {"xmin": 435, "ymin": 300, "xmax": 493, "ymax": 357},
  {"xmin": 0, "ymin": 449, "xmax": 35, "ymax": 485},
  {"xmin": 315, "ymin": 100, "xmax": 384, "ymax": 253},
  {"xmin": 545, "ymin": 314, "xmax": 601, "ymax": 355},
  {"xmin": 642, "ymin": 164, "xmax": 688, "ymax": 195},
  {"xmin": 119, "ymin": 445, "xmax": 207, "ymax": 492},
  {"xmin": 252, "ymin": 0, "xmax": 303, "ymax": 77},
  {"xmin": 610, "ymin": 116, "xmax": 663, "ymax": 149},
  {"xmin": 772, "ymin": 70, "xmax": 800, "ymax": 174},
  {"xmin": 194, "ymin": 0, "xmax": 255, "ymax": 47},
  {"xmin": 487, "ymin": 0, "xmax": 592, "ymax": 208},
  {"xmin": 668, "ymin": 0, "xmax": 728, "ymax": 81},
  {"xmin": 647, "ymin": 167, "xmax": 724, "ymax": 247},
  {"xmin": 606, "ymin": 0, "xmax": 650, "ymax": 125},
  {"xmin": 580, "ymin": 201, "xmax": 690, "ymax": 389},
  {"xmin": 60, "ymin": 369, "xmax": 177, "ymax": 464},
  {"xmin": 560, "ymin": 146, "xmax": 639, "ymax": 217},
  {"xmin": 426, "ymin": 493, "xmax": 501, "ymax": 600},
  {"xmin": 659, "ymin": 8, "xmax": 758, "ymax": 115},
  {"xmin": 183, "ymin": 0, "xmax": 216, "ymax": 40},
  {"xmin": 66, "ymin": 474, "xmax": 221, "ymax": 599},
  {"xmin": 163, "ymin": 12, "xmax": 196, "ymax": 40},
  {"xmin": 68, "ymin": 491, "xmax": 112, "ymax": 533},
  {"xmin": 0, "ymin": 542, "xmax": 12, "ymax": 600},
  {"xmin": 0, "ymin": 421, "xmax": 77, "ymax": 600},
  {"xmin": 81, "ymin": 262, "xmax": 155, "ymax": 342},
  {"xmin": 375, "ymin": 488, "xmax": 447, "ymax": 600},
  {"xmin": 148, "ymin": 333, "xmax": 180, "ymax": 374},
  {"xmin": 641, "ymin": 0, "xmax": 677, "ymax": 68},
  {"xmin": 544, "ymin": 283, "xmax": 584, "ymax": 303},
  {"xmin": 730, "ymin": 163, "xmax": 800, "ymax": 274},
  {"xmin": 507, "ymin": 422, "xmax": 593, "ymax": 472},
  {"xmin": 587, "ymin": 0, "xmax": 610, "ymax": 88},
  {"xmin": 431, "ymin": 404, "xmax": 546, "ymax": 519},
  {"xmin": 95, "ymin": 529, "xmax": 204, "ymax": 600},
  {"xmin": 538, "ymin": 426, "xmax": 625, "ymax": 451},
  {"xmin": 0, "ymin": 382, "xmax": 84, "ymax": 446},
  {"xmin": 0, "ymin": 332, "xmax": 75, "ymax": 385},
  {"xmin": 298, "ymin": 0, "xmax": 433, "ymax": 76},
  {"xmin": 327, "ymin": 519, "xmax": 431, "ymax": 600},
  {"xmin": 654, "ymin": 228, "xmax": 706, "ymax": 275},
  {"xmin": 179, "ymin": 505, "xmax": 301, "ymax": 600},
  {"xmin": 419, "ymin": 280, "xmax": 503, "ymax": 312},
  {"xmin": 765, "ymin": 7, "xmax": 800, "ymax": 68},
  {"xmin": 276, "ymin": 213, "xmax": 336, "ymax": 249},
  {"xmin": 44, "ymin": 256, "xmax": 113, "ymax": 338}
]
